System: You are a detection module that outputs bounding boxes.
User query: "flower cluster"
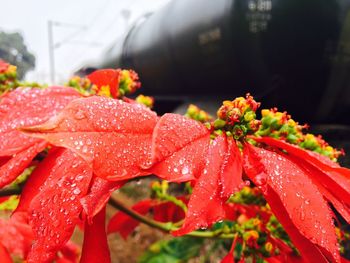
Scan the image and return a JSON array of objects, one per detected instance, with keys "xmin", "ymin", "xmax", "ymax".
[
  {"xmin": 0, "ymin": 60, "xmax": 17, "ymax": 95},
  {"xmin": 214, "ymin": 94, "xmax": 261, "ymax": 139},
  {"xmin": 135, "ymin": 94, "xmax": 154, "ymax": 109},
  {"xmin": 88, "ymin": 69, "xmax": 141, "ymax": 98},
  {"xmin": 256, "ymin": 108, "xmax": 305, "ymax": 143},
  {"xmin": 185, "ymin": 104, "xmax": 213, "ymax": 123},
  {"xmin": 65, "ymin": 75, "xmax": 95, "ymax": 96},
  {"xmin": 118, "ymin": 69, "xmax": 141, "ymax": 96},
  {"xmin": 256, "ymin": 108, "xmax": 344, "ymax": 161}
]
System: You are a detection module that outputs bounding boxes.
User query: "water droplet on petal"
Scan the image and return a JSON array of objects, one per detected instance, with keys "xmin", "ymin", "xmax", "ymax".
[
  {"xmin": 52, "ymin": 220, "xmax": 60, "ymax": 227},
  {"xmin": 74, "ymin": 109, "xmax": 85, "ymax": 120},
  {"xmin": 181, "ymin": 166, "xmax": 189, "ymax": 175},
  {"xmin": 73, "ymin": 188, "xmax": 81, "ymax": 195}
]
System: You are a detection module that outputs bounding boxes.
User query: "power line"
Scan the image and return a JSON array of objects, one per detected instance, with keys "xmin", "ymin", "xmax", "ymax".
[
  {"xmin": 54, "ymin": 0, "xmax": 114, "ymax": 73},
  {"xmin": 55, "ymin": 0, "xmax": 161, "ymax": 79}
]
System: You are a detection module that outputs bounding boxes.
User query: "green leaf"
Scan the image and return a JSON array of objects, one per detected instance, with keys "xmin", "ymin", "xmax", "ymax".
[
  {"xmin": 138, "ymin": 237, "xmax": 203, "ymax": 263},
  {"xmin": 0, "ymin": 195, "xmax": 19, "ymax": 211},
  {"xmin": 139, "ymin": 253, "xmax": 180, "ymax": 263}
]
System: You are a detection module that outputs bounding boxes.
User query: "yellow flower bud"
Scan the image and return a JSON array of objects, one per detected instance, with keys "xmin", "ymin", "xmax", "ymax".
[
  {"xmin": 305, "ymin": 134, "xmax": 315, "ymax": 140},
  {"xmin": 264, "ymin": 242, "xmax": 273, "ymax": 252},
  {"xmin": 223, "ymin": 100, "xmax": 234, "ymax": 107},
  {"xmin": 252, "ymin": 218, "xmax": 261, "ymax": 226},
  {"xmin": 261, "ymin": 109, "xmax": 270, "ymax": 117},
  {"xmin": 275, "ymin": 112, "xmax": 283, "ymax": 119},
  {"xmin": 243, "ymin": 230, "xmax": 259, "ymax": 241},
  {"xmin": 325, "ymin": 146, "xmax": 333, "ymax": 152},
  {"xmin": 288, "ymin": 119, "xmax": 296, "ymax": 127},
  {"xmin": 161, "ymin": 180, "xmax": 169, "ymax": 191},
  {"xmin": 98, "ymin": 85, "xmax": 111, "ymax": 97}
]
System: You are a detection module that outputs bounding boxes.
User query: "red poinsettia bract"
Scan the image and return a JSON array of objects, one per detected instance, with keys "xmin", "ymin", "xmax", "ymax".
[
  {"xmin": 17, "ymin": 95, "xmax": 214, "ymax": 261},
  {"xmin": 22, "ymin": 96, "xmax": 158, "ymax": 181},
  {"xmin": 173, "ymin": 134, "xmax": 243, "ymax": 236},
  {"xmin": 243, "ymin": 143, "xmax": 340, "ymax": 262},
  {"xmin": 20, "ymin": 93, "xmax": 350, "ymax": 262},
  {"xmin": 107, "ymin": 198, "xmax": 187, "ymax": 239},
  {"xmin": 252, "ymin": 136, "xmax": 350, "ymax": 223},
  {"xmin": 0, "ymin": 87, "xmax": 81, "ymax": 187},
  {"xmin": 1, "ymin": 77, "xmax": 349, "ymax": 263},
  {"xmin": 0, "ymin": 213, "xmax": 80, "ymax": 263}
]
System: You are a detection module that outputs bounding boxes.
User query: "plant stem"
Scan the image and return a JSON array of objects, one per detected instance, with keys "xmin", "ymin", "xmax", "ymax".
[
  {"xmin": 108, "ymin": 196, "xmax": 173, "ymax": 231},
  {"xmin": 108, "ymin": 196, "xmax": 235, "ymax": 239},
  {"xmin": 0, "ymin": 187, "xmax": 236, "ymax": 239},
  {"xmin": 0, "ymin": 187, "xmax": 21, "ymax": 197}
]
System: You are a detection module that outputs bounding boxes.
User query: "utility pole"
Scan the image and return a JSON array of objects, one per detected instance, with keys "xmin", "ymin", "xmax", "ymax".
[
  {"xmin": 48, "ymin": 20, "xmax": 55, "ymax": 84},
  {"xmin": 121, "ymin": 9, "xmax": 131, "ymax": 29},
  {"xmin": 47, "ymin": 20, "xmax": 92, "ymax": 84}
]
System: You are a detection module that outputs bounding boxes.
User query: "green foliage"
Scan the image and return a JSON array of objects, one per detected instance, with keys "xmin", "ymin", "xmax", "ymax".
[
  {"xmin": 139, "ymin": 237, "xmax": 204, "ymax": 263},
  {"xmin": 229, "ymin": 186, "xmax": 266, "ymax": 205},
  {"xmin": 0, "ymin": 196, "xmax": 19, "ymax": 211}
]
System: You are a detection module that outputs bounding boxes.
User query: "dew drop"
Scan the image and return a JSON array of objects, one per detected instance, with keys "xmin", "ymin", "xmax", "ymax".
[
  {"xmin": 73, "ymin": 188, "xmax": 81, "ymax": 195},
  {"xmin": 181, "ymin": 166, "xmax": 189, "ymax": 175},
  {"xmin": 76, "ymin": 175, "xmax": 84, "ymax": 181},
  {"xmin": 82, "ymin": 145, "xmax": 88, "ymax": 153},
  {"xmin": 74, "ymin": 109, "xmax": 85, "ymax": 120},
  {"xmin": 52, "ymin": 220, "xmax": 60, "ymax": 227}
]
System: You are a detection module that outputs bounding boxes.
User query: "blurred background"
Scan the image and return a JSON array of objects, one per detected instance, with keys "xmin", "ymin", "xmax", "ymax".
[
  {"xmin": 0, "ymin": 0, "xmax": 350, "ymax": 165},
  {"xmin": 0, "ymin": 0, "xmax": 170, "ymax": 83}
]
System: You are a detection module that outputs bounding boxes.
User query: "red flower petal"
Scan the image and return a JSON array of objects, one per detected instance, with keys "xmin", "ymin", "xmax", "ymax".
[
  {"xmin": 80, "ymin": 176, "xmax": 125, "ymax": 222},
  {"xmin": 0, "ymin": 59, "xmax": 9, "ymax": 73},
  {"xmin": 0, "ymin": 87, "xmax": 80, "ymax": 187},
  {"xmin": 149, "ymin": 113, "xmax": 210, "ymax": 182},
  {"xmin": 266, "ymin": 184, "xmax": 331, "ymax": 263},
  {"xmin": 265, "ymin": 253, "xmax": 304, "ymax": 263},
  {"xmin": 221, "ymin": 234, "xmax": 238, "ymax": 263},
  {"xmin": 224, "ymin": 203, "xmax": 267, "ymax": 222},
  {"xmin": 0, "ymin": 243, "xmax": 12, "ymax": 263},
  {"xmin": 221, "ymin": 250, "xmax": 234, "ymax": 263},
  {"xmin": 88, "ymin": 69, "xmax": 120, "ymax": 98},
  {"xmin": 15, "ymin": 147, "xmax": 65, "ymax": 213},
  {"xmin": 220, "ymin": 138, "xmax": 243, "ymax": 200},
  {"xmin": 253, "ymin": 136, "xmax": 350, "ymax": 223},
  {"xmin": 27, "ymin": 150, "xmax": 92, "ymax": 263},
  {"xmin": 21, "ymin": 96, "xmax": 158, "ymax": 181},
  {"xmin": 0, "ymin": 141, "xmax": 47, "ymax": 188},
  {"xmin": 172, "ymin": 135, "xmax": 228, "ymax": 236},
  {"xmin": 252, "ymin": 136, "xmax": 350, "ymax": 178},
  {"xmin": 153, "ymin": 197, "xmax": 187, "ymax": 223},
  {"xmin": 0, "ymin": 196, "xmax": 10, "ymax": 204},
  {"xmin": 243, "ymin": 144, "xmax": 340, "ymax": 263},
  {"xmin": 0, "ymin": 157, "xmax": 10, "ymax": 167},
  {"xmin": 107, "ymin": 199, "xmax": 153, "ymax": 239},
  {"xmin": 287, "ymin": 153, "xmax": 350, "ymax": 224},
  {"xmin": 0, "ymin": 216, "xmax": 33, "ymax": 259},
  {"xmin": 0, "ymin": 87, "xmax": 80, "ymax": 155},
  {"xmin": 80, "ymin": 207, "xmax": 111, "ymax": 263},
  {"xmin": 57, "ymin": 241, "xmax": 80, "ymax": 263}
]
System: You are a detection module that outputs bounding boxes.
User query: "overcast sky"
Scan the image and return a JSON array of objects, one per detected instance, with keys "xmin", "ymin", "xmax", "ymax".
[{"xmin": 0, "ymin": 0, "xmax": 170, "ymax": 84}]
